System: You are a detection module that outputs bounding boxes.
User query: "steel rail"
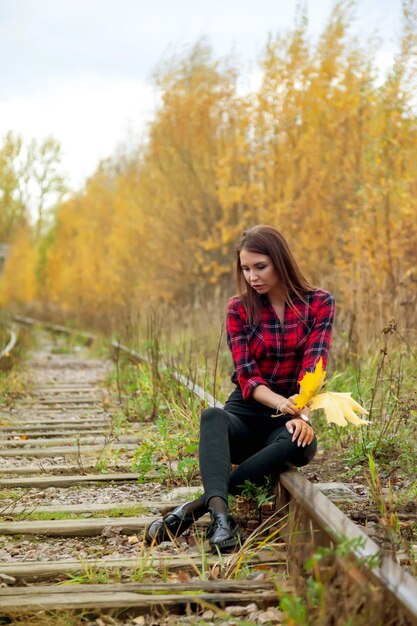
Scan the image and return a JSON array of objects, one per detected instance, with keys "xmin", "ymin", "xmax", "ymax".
[
  {"xmin": 0, "ymin": 328, "xmax": 17, "ymax": 369},
  {"xmin": 14, "ymin": 314, "xmax": 94, "ymax": 345},
  {"xmin": 12, "ymin": 317, "xmax": 417, "ymax": 623},
  {"xmin": 0, "ymin": 329, "xmax": 17, "ymax": 359},
  {"xmin": 280, "ymin": 471, "xmax": 417, "ymax": 622}
]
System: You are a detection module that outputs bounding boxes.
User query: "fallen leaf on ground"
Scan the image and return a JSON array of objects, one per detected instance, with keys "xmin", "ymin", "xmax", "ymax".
[{"xmin": 176, "ymin": 569, "xmax": 191, "ymax": 582}]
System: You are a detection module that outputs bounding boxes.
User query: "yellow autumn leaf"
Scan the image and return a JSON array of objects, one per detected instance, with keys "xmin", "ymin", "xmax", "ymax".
[
  {"xmin": 294, "ymin": 357, "xmax": 326, "ymax": 409},
  {"xmin": 292, "ymin": 359, "xmax": 369, "ymax": 427},
  {"xmin": 310, "ymin": 392, "xmax": 369, "ymax": 427}
]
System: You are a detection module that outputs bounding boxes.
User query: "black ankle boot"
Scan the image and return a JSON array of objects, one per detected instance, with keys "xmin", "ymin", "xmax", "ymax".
[
  {"xmin": 145, "ymin": 501, "xmax": 195, "ymax": 545},
  {"xmin": 207, "ymin": 511, "xmax": 242, "ymax": 551}
]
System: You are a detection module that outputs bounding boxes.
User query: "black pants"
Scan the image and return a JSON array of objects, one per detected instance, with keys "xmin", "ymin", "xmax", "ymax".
[{"xmin": 198, "ymin": 386, "xmax": 317, "ymax": 505}]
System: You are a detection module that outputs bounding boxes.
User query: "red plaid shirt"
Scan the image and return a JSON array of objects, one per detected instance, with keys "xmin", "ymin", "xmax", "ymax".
[{"xmin": 226, "ymin": 290, "xmax": 335, "ymax": 401}]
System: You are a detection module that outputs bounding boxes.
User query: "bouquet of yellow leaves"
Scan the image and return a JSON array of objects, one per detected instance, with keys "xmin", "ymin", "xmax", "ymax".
[{"xmin": 294, "ymin": 358, "xmax": 369, "ymax": 427}]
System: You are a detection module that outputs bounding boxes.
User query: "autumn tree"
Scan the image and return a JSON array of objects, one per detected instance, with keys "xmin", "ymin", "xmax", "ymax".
[
  {"xmin": 0, "ymin": 132, "xmax": 28, "ymax": 241},
  {"xmin": 2, "ymin": 1, "xmax": 417, "ymax": 345},
  {"xmin": 0, "ymin": 132, "xmax": 67, "ymax": 307},
  {"xmin": 0, "ymin": 132, "xmax": 66, "ymax": 242}
]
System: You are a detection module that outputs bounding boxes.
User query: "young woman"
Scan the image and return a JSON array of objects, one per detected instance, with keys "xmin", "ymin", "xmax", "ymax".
[{"xmin": 146, "ymin": 225, "xmax": 335, "ymax": 551}]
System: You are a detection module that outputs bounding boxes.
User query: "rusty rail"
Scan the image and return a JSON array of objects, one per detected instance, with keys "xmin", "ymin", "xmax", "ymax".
[
  {"xmin": 279, "ymin": 470, "xmax": 417, "ymax": 623},
  {"xmin": 0, "ymin": 328, "xmax": 17, "ymax": 369},
  {"xmin": 14, "ymin": 314, "xmax": 94, "ymax": 345}
]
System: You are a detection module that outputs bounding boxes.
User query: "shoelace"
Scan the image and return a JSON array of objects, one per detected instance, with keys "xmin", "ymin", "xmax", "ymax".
[
  {"xmin": 207, "ymin": 514, "xmax": 233, "ymax": 538},
  {"xmin": 210, "ymin": 518, "xmax": 222, "ymax": 532},
  {"xmin": 206, "ymin": 518, "xmax": 221, "ymax": 538}
]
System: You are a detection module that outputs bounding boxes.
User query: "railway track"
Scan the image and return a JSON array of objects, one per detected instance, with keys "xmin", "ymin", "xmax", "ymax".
[{"xmin": 0, "ymin": 320, "xmax": 416, "ymax": 625}]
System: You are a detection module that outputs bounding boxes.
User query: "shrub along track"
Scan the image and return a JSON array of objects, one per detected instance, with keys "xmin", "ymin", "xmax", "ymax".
[{"xmin": 0, "ymin": 320, "xmax": 416, "ymax": 626}]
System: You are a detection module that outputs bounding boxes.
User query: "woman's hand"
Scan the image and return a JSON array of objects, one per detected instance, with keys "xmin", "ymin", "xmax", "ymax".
[
  {"xmin": 278, "ymin": 396, "xmax": 311, "ymax": 419},
  {"xmin": 286, "ymin": 418, "xmax": 315, "ymax": 447},
  {"xmin": 277, "ymin": 394, "xmax": 299, "ymax": 416}
]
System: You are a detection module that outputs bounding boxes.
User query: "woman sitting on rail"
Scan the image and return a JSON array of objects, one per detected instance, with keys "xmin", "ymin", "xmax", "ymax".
[{"xmin": 146, "ymin": 224, "xmax": 335, "ymax": 551}]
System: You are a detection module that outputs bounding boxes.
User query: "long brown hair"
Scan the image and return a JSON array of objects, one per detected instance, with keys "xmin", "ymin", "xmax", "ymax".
[{"xmin": 235, "ymin": 225, "xmax": 315, "ymax": 324}]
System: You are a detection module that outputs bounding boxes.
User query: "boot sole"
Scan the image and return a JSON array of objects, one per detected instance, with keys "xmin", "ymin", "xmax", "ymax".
[{"xmin": 209, "ymin": 530, "xmax": 243, "ymax": 552}]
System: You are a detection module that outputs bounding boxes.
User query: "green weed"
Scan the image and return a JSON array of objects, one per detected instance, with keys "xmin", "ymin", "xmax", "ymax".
[
  {"xmin": 132, "ymin": 412, "xmax": 199, "ymax": 485},
  {"xmin": 12, "ymin": 504, "xmax": 148, "ymax": 522},
  {"xmin": 50, "ymin": 346, "xmax": 74, "ymax": 355},
  {"xmin": 0, "ymin": 369, "xmax": 27, "ymax": 406},
  {"xmin": 277, "ymin": 531, "xmax": 392, "ymax": 626},
  {"xmin": 316, "ymin": 322, "xmax": 416, "ymax": 481},
  {"xmin": 65, "ymin": 559, "xmax": 116, "ymax": 585},
  {"xmin": 367, "ymin": 454, "xmax": 416, "ymax": 573},
  {"xmin": 238, "ymin": 478, "xmax": 276, "ymax": 508},
  {"xmin": 131, "ymin": 369, "xmax": 204, "ymax": 486}
]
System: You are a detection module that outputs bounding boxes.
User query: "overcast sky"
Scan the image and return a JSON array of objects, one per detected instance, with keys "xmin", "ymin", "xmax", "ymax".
[{"xmin": 0, "ymin": 0, "xmax": 404, "ymax": 189}]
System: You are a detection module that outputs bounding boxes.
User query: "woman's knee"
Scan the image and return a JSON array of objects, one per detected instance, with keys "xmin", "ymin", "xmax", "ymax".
[
  {"xmin": 200, "ymin": 407, "xmax": 230, "ymax": 429},
  {"xmin": 292, "ymin": 436, "xmax": 318, "ymax": 467},
  {"xmin": 268, "ymin": 428, "xmax": 317, "ymax": 466}
]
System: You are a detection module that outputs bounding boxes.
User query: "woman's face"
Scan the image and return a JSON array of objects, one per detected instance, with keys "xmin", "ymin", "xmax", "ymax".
[{"xmin": 239, "ymin": 249, "xmax": 282, "ymax": 297}]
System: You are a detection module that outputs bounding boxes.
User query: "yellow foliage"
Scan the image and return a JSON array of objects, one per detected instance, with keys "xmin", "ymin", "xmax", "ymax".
[
  {"xmin": 1, "ymin": 6, "xmax": 417, "ymax": 340},
  {"xmin": 310, "ymin": 392, "xmax": 369, "ymax": 427},
  {"xmin": 294, "ymin": 357, "xmax": 326, "ymax": 409},
  {"xmin": 0, "ymin": 228, "xmax": 38, "ymax": 305},
  {"xmin": 295, "ymin": 359, "xmax": 369, "ymax": 427}
]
